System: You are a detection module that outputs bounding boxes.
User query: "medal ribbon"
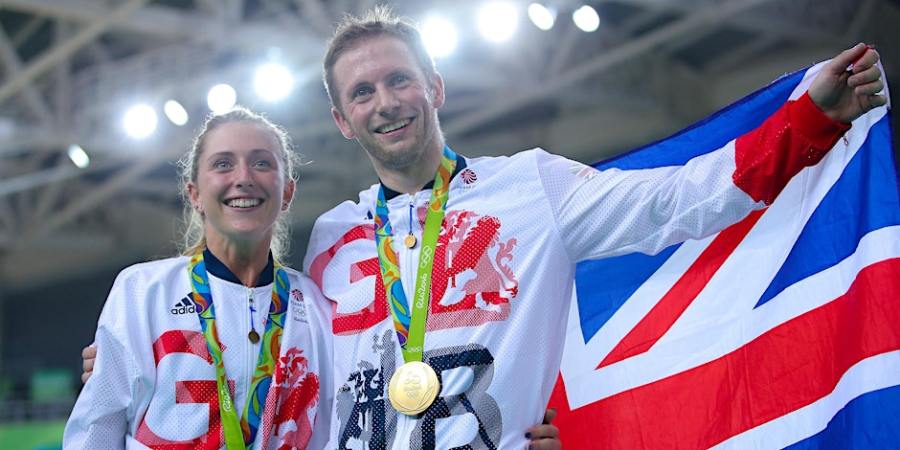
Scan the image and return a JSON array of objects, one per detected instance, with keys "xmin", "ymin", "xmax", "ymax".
[
  {"xmin": 189, "ymin": 252, "xmax": 289, "ymax": 449},
  {"xmin": 374, "ymin": 146, "xmax": 457, "ymax": 363}
]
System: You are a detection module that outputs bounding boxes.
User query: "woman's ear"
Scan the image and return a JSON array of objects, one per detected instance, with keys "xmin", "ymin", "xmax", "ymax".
[
  {"xmin": 187, "ymin": 181, "xmax": 202, "ymax": 214},
  {"xmin": 282, "ymin": 179, "xmax": 296, "ymax": 211}
]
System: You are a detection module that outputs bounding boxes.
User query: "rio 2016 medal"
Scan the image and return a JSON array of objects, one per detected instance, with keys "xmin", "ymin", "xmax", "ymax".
[
  {"xmin": 388, "ymin": 361, "xmax": 440, "ymax": 415},
  {"xmin": 404, "ymin": 234, "xmax": 417, "ymax": 249}
]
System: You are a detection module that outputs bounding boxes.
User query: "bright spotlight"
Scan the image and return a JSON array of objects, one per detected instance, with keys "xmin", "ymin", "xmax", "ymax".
[
  {"xmin": 67, "ymin": 144, "xmax": 90, "ymax": 169},
  {"xmin": 207, "ymin": 83, "xmax": 237, "ymax": 114},
  {"xmin": 254, "ymin": 63, "xmax": 295, "ymax": 102},
  {"xmin": 421, "ymin": 16, "xmax": 458, "ymax": 58},
  {"xmin": 477, "ymin": 2, "xmax": 519, "ymax": 43},
  {"xmin": 573, "ymin": 5, "xmax": 600, "ymax": 32},
  {"xmin": 123, "ymin": 104, "xmax": 158, "ymax": 139},
  {"xmin": 528, "ymin": 3, "xmax": 556, "ymax": 31},
  {"xmin": 164, "ymin": 100, "xmax": 189, "ymax": 126}
]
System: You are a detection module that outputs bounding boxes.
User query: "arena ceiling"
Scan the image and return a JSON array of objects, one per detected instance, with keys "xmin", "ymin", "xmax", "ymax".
[{"xmin": 0, "ymin": 0, "xmax": 897, "ymax": 292}]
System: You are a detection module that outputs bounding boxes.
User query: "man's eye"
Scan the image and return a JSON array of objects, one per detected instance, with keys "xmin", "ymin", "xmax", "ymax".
[
  {"xmin": 353, "ymin": 87, "xmax": 373, "ymax": 99},
  {"xmin": 391, "ymin": 74, "xmax": 410, "ymax": 85}
]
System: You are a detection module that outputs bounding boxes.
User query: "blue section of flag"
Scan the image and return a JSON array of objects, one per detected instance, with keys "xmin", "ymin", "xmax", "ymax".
[
  {"xmin": 597, "ymin": 70, "xmax": 806, "ymax": 171},
  {"xmin": 783, "ymin": 384, "xmax": 900, "ymax": 450},
  {"xmin": 756, "ymin": 117, "xmax": 900, "ymax": 307},
  {"xmin": 573, "ymin": 69, "xmax": 809, "ymax": 340},
  {"xmin": 575, "ymin": 244, "xmax": 679, "ymax": 342}
]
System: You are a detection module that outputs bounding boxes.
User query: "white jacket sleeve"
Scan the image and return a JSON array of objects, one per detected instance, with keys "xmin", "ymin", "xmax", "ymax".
[
  {"xmin": 535, "ymin": 148, "xmax": 761, "ymax": 262},
  {"xmin": 63, "ymin": 273, "xmax": 141, "ymax": 449}
]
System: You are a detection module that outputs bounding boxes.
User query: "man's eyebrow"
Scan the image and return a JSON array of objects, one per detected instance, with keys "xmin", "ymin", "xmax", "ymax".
[{"xmin": 389, "ymin": 69, "xmax": 413, "ymax": 79}]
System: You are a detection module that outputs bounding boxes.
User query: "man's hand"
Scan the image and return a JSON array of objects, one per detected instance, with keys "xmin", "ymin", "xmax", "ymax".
[
  {"xmin": 809, "ymin": 43, "xmax": 886, "ymax": 123},
  {"xmin": 525, "ymin": 408, "xmax": 561, "ymax": 450},
  {"xmin": 81, "ymin": 344, "xmax": 96, "ymax": 384}
]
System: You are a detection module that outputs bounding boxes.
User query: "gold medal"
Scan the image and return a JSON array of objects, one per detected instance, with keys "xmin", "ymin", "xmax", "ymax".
[
  {"xmin": 388, "ymin": 361, "xmax": 440, "ymax": 415},
  {"xmin": 404, "ymin": 234, "xmax": 417, "ymax": 249},
  {"xmin": 248, "ymin": 330, "xmax": 260, "ymax": 343}
]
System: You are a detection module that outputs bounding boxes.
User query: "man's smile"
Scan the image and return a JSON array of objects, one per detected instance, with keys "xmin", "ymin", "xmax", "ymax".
[{"xmin": 375, "ymin": 118, "xmax": 413, "ymax": 134}]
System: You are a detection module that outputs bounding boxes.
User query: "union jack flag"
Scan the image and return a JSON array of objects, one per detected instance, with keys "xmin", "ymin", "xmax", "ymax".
[{"xmin": 548, "ymin": 62, "xmax": 900, "ymax": 448}]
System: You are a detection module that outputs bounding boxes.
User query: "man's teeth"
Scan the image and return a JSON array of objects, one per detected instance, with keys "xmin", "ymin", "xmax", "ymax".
[
  {"xmin": 377, "ymin": 119, "xmax": 410, "ymax": 133},
  {"xmin": 227, "ymin": 198, "xmax": 261, "ymax": 208}
]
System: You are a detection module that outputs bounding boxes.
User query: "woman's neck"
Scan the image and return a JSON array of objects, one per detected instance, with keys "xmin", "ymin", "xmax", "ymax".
[{"xmin": 204, "ymin": 235, "xmax": 271, "ymax": 287}]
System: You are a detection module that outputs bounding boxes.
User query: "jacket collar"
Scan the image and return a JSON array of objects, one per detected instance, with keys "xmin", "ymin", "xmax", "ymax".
[
  {"xmin": 202, "ymin": 248, "xmax": 274, "ymax": 287},
  {"xmin": 380, "ymin": 152, "xmax": 467, "ymax": 201}
]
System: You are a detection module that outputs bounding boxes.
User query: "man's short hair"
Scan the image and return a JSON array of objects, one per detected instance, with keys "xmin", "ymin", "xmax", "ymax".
[{"xmin": 323, "ymin": 6, "xmax": 438, "ymax": 110}]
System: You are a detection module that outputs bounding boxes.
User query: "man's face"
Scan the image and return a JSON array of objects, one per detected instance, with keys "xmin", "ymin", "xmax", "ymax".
[{"xmin": 330, "ymin": 35, "xmax": 445, "ymax": 173}]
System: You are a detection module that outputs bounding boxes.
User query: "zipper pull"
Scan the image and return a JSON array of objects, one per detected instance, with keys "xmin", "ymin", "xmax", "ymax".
[
  {"xmin": 248, "ymin": 289, "xmax": 260, "ymax": 344},
  {"xmin": 404, "ymin": 202, "xmax": 417, "ymax": 249}
]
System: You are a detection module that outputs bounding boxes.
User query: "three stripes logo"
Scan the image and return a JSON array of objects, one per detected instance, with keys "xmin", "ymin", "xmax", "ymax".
[{"xmin": 170, "ymin": 295, "xmax": 197, "ymax": 315}]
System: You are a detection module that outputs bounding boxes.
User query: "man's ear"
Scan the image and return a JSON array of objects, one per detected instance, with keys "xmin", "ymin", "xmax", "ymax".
[
  {"xmin": 429, "ymin": 72, "xmax": 446, "ymax": 109},
  {"xmin": 331, "ymin": 106, "xmax": 355, "ymax": 139}
]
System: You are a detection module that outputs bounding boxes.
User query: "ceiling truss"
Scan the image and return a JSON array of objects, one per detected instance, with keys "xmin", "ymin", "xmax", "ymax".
[{"xmin": 0, "ymin": 0, "xmax": 896, "ymax": 290}]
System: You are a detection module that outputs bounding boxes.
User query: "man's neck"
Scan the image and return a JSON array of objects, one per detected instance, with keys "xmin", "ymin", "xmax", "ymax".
[
  {"xmin": 204, "ymin": 234, "xmax": 271, "ymax": 287},
  {"xmin": 375, "ymin": 142, "xmax": 444, "ymax": 195}
]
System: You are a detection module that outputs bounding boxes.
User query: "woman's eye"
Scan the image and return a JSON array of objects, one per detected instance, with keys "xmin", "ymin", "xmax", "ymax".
[
  {"xmin": 255, "ymin": 159, "xmax": 273, "ymax": 168},
  {"xmin": 213, "ymin": 160, "xmax": 232, "ymax": 169}
]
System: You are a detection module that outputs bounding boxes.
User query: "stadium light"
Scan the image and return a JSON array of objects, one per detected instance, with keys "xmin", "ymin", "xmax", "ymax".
[
  {"xmin": 421, "ymin": 16, "xmax": 458, "ymax": 58},
  {"xmin": 67, "ymin": 144, "xmax": 90, "ymax": 169},
  {"xmin": 477, "ymin": 2, "xmax": 519, "ymax": 43},
  {"xmin": 207, "ymin": 83, "xmax": 237, "ymax": 114},
  {"xmin": 528, "ymin": 3, "xmax": 556, "ymax": 31},
  {"xmin": 164, "ymin": 100, "xmax": 189, "ymax": 126},
  {"xmin": 254, "ymin": 63, "xmax": 295, "ymax": 102},
  {"xmin": 573, "ymin": 5, "xmax": 600, "ymax": 32},
  {"xmin": 123, "ymin": 104, "xmax": 158, "ymax": 139}
]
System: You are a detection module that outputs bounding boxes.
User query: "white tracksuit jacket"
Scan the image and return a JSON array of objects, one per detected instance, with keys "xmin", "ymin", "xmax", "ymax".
[{"xmin": 64, "ymin": 251, "xmax": 333, "ymax": 450}]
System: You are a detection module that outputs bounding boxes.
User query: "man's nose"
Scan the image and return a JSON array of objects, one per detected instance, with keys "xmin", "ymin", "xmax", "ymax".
[{"xmin": 375, "ymin": 89, "xmax": 400, "ymax": 117}]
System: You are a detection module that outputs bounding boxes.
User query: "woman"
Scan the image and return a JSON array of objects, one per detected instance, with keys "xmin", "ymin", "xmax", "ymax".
[
  {"xmin": 68, "ymin": 107, "xmax": 561, "ymax": 449},
  {"xmin": 65, "ymin": 107, "xmax": 331, "ymax": 449}
]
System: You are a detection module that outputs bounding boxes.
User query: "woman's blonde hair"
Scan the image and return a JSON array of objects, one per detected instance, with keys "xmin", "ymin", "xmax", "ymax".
[{"xmin": 177, "ymin": 106, "xmax": 299, "ymax": 261}]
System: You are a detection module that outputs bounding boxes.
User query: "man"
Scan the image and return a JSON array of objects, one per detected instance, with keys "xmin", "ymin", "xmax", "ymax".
[
  {"xmin": 305, "ymin": 7, "xmax": 883, "ymax": 450},
  {"xmin": 85, "ymin": 7, "xmax": 884, "ymax": 450}
]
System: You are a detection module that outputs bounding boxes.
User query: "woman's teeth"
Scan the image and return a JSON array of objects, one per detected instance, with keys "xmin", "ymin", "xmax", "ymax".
[{"xmin": 227, "ymin": 198, "xmax": 261, "ymax": 208}]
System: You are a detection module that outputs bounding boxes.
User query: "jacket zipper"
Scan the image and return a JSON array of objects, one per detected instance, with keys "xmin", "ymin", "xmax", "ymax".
[
  {"xmin": 395, "ymin": 197, "xmax": 418, "ymax": 450},
  {"xmin": 245, "ymin": 286, "xmax": 254, "ymax": 414}
]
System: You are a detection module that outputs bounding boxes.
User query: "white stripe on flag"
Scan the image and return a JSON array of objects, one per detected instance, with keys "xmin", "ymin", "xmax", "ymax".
[{"xmin": 712, "ymin": 350, "xmax": 900, "ymax": 450}]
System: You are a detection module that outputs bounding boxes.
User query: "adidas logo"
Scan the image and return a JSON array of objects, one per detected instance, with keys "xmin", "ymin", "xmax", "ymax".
[{"xmin": 171, "ymin": 296, "xmax": 197, "ymax": 315}]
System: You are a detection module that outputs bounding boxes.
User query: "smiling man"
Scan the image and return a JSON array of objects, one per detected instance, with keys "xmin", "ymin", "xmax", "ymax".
[{"xmin": 304, "ymin": 6, "xmax": 885, "ymax": 450}]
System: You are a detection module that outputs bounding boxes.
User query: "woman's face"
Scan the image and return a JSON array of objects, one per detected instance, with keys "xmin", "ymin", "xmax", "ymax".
[{"xmin": 187, "ymin": 121, "xmax": 294, "ymax": 247}]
